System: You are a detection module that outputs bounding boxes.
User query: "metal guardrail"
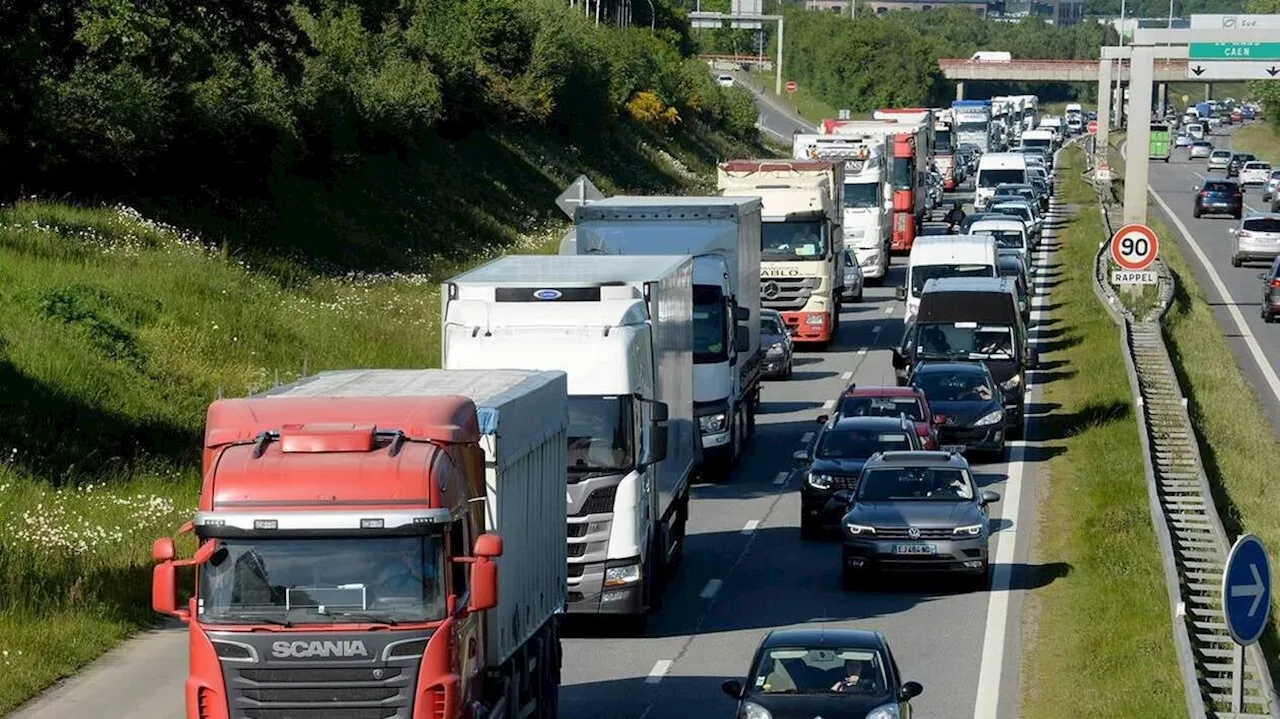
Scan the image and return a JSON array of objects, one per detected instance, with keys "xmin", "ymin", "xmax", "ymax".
[{"xmin": 1086, "ymin": 164, "xmax": 1280, "ymax": 718}]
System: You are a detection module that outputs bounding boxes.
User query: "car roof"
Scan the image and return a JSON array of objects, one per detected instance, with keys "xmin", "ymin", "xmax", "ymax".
[
  {"xmin": 1204, "ymin": 178, "xmax": 1240, "ymax": 186},
  {"xmin": 864, "ymin": 450, "xmax": 970, "ymax": 469},
  {"xmin": 970, "ymin": 218, "xmax": 1025, "ymax": 230},
  {"xmin": 760, "ymin": 627, "xmax": 886, "ymax": 650},
  {"xmin": 1244, "ymin": 161, "xmax": 1270, "ymax": 167},
  {"xmin": 842, "ymin": 385, "xmax": 923, "ymax": 398},
  {"xmin": 1242, "ymin": 212, "xmax": 1280, "ymax": 220}
]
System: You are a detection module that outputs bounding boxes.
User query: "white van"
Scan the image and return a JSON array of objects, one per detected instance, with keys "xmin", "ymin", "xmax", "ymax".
[
  {"xmin": 968, "ymin": 217, "xmax": 1031, "ymax": 273},
  {"xmin": 974, "ymin": 152, "xmax": 1029, "ymax": 211},
  {"xmin": 896, "ymin": 234, "xmax": 999, "ymax": 320},
  {"xmin": 1186, "ymin": 123, "xmax": 1205, "ymax": 141}
]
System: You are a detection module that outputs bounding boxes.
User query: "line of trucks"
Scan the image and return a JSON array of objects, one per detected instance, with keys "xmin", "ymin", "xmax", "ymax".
[{"xmin": 145, "ymin": 97, "xmax": 1025, "ymax": 718}]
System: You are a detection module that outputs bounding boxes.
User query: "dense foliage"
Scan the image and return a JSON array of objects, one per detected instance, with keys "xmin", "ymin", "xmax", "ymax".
[
  {"xmin": 778, "ymin": 8, "xmax": 1118, "ymax": 110},
  {"xmin": 1245, "ymin": 0, "xmax": 1280, "ymax": 125},
  {"xmin": 0, "ymin": 0, "xmax": 760, "ymax": 269}
]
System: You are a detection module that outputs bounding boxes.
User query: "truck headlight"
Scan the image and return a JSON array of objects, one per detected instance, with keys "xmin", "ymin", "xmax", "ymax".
[
  {"xmin": 974, "ymin": 409, "xmax": 1004, "ymax": 427},
  {"xmin": 699, "ymin": 413, "xmax": 728, "ymax": 434},
  {"xmin": 860, "ymin": 252, "xmax": 879, "ymax": 267},
  {"xmin": 954, "ymin": 524, "xmax": 984, "ymax": 536},
  {"xmin": 604, "ymin": 564, "xmax": 641, "ymax": 587},
  {"xmin": 1001, "ymin": 375, "xmax": 1022, "ymax": 391},
  {"xmin": 807, "ymin": 473, "xmax": 832, "ymax": 489}
]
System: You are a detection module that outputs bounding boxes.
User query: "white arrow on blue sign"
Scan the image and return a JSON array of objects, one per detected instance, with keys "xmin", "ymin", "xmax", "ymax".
[{"xmin": 1221, "ymin": 533, "xmax": 1272, "ymax": 646}]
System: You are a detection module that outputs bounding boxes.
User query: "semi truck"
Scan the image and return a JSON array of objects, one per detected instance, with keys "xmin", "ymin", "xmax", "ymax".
[
  {"xmin": 933, "ymin": 109, "xmax": 957, "ymax": 190},
  {"xmin": 952, "ymin": 100, "xmax": 994, "ymax": 153},
  {"xmin": 717, "ymin": 159, "xmax": 845, "ymax": 348},
  {"xmin": 794, "ymin": 133, "xmax": 892, "ymax": 282},
  {"xmin": 560, "ymin": 196, "xmax": 761, "ymax": 483},
  {"xmin": 1013, "ymin": 94, "xmax": 1039, "ymax": 131},
  {"xmin": 151, "ymin": 368, "xmax": 570, "ymax": 719},
  {"xmin": 442, "ymin": 254, "xmax": 695, "ymax": 629},
  {"xmin": 821, "ymin": 119, "xmax": 928, "ymax": 254}
]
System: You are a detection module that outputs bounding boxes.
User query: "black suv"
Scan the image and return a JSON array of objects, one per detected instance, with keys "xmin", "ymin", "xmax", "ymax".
[
  {"xmin": 1228, "ymin": 152, "xmax": 1256, "ymax": 179},
  {"xmin": 1193, "ymin": 179, "xmax": 1244, "ymax": 219}
]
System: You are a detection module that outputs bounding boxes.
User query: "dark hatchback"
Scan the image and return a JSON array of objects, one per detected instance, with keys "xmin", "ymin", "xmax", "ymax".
[
  {"xmin": 722, "ymin": 628, "xmax": 922, "ymax": 719},
  {"xmin": 1260, "ymin": 256, "xmax": 1280, "ymax": 323},
  {"xmin": 793, "ymin": 415, "xmax": 921, "ymax": 538},
  {"xmin": 1194, "ymin": 179, "xmax": 1244, "ymax": 220},
  {"xmin": 910, "ymin": 361, "xmax": 1008, "ymax": 460}
]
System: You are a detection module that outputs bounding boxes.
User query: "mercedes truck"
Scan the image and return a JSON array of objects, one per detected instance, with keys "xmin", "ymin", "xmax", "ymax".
[{"xmin": 794, "ymin": 133, "xmax": 892, "ymax": 282}]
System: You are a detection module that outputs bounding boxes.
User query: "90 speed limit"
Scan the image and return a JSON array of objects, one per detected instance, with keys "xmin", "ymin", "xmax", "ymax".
[{"xmin": 1110, "ymin": 223, "xmax": 1160, "ymax": 272}]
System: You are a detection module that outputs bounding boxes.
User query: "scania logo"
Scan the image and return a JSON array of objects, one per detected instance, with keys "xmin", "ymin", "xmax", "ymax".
[
  {"xmin": 271, "ymin": 640, "xmax": 369, "ymax": 659},
  {"xmin": 907, "ymin": 527, "xmax": 921, "ymax": 539},
  {"xmin": 533, "ymin": 288, "xmax": 562, "ymax": 300},
  {"xmin": 762, "ymin": 282, "xmax": 780, "ymax": 299}
]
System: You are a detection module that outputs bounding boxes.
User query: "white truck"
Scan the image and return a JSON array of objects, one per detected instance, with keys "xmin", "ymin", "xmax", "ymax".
[
  {"xmin": 442, "ymin": 254, "xmax": 697, "ymax": 631},
  {"xmin": 1013, "ymin": 94, "xmax": 1039, "ymax": 131},
  {"xmin": 952, "ymin": 100, "xmax": 994, "ymax": 153},
  {"xmin": 1065, "ymin": 102, "xmax": 1084, "ymax": 135},
  {"xmin": 559, "ymin": 197, "xmax": 761, "ymax": 482},
  {"xmin": 717, "ymin": 159, "xmax": 846, "ymax": 348},
  {"xmin": 793, "ymin": 133, "xmax": 892, "ymax": 282}
]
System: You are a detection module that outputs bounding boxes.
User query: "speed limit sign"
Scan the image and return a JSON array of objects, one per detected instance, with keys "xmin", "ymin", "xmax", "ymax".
[{"xmin": 1110, "ymin": 223, "xmax": 1159, "ymax": 271}]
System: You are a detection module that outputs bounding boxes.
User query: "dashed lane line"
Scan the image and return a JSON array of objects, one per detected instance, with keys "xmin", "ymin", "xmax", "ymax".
[
  {"xmin": 741, "ymin": 520, "xmax": 760, "ymax": 535},
  {"xmin": 772, "ymin": 471, "xmax": 789, "ymax": 486},
  {"xmin": 699, "ymin": 579, "xmax": 723, "ymax": 599},
  {"xmin": 646, "ymin": 660, "xmax": 672, "ymax": 684}
]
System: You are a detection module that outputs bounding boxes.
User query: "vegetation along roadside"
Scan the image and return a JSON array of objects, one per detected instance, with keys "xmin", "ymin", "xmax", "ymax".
[{"xmin": 1018, "ymin": 145, "xmax": 1185, "ymax": 718}]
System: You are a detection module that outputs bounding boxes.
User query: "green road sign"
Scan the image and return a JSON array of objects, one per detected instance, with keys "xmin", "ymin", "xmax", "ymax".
[{"xmin": 1188, "ymin": 42, "xmax": 1280, "ymax": 60}]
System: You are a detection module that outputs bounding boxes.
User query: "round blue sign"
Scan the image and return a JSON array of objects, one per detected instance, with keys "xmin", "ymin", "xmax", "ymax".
[
  {"xmin": 533, "ymin": 289, "xmax": 562, "ymax": 300},
  {"xmin": 1221, "ymin": 533, "xmax": 1272, "ymax": 646}
]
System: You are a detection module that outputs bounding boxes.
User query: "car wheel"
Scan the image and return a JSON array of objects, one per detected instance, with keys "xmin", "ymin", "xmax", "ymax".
[
  {"xmin": 1265, "ymin": 310, "xmax": 1275, "ymax": 324},
  {"xmin": 1193, "ymin": 207, "xmax": 1202, "ymax": 218},
  {"xmin": 800, "ymin": 518, "xmax": 820, "ymax": 541},
  {"xmin": 840, "ymin": 562, "xmax": 860, "ymax": 591},
  {"xmin": 1235, "ymin": 211, "xmax": 1243, "ymax": 220},
  {"xmin": 784, "ymin": 360, "xmax": 793, "ymax": 380},
  {"xmin": 969, "ymin": 562, "xmax": 992, "ymax": 592},
  {"xmin": 1233, "ymin": 255, "xmax": 1243, "ymax": 267}
]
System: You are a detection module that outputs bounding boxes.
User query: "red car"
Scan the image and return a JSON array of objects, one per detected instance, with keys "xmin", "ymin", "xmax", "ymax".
[{"xmin": 818, "ymin": 385, "xmax": 939, "ymax": 450}]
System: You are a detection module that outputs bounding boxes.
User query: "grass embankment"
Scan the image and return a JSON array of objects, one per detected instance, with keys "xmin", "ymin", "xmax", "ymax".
[
  {"xmin": 1019, "ymin": 145, "xmax": 1186, "ymax": 718},
  {"xmin": 0, "ymin": 120, "xmax": 769, "ymax": 712},
  {"xmin": 1231, "ymin": 120, "xmax": 1280, "ymax": 161}
]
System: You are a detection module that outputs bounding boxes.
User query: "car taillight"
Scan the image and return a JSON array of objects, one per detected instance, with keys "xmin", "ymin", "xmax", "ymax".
[
  {"xmin": 1239, "ymin": 231, "xmax": 1253, "ymax": 240},
  {"xmin": 1270, "ymin": 279, "xmax": 1280, "ymax": 289},
  {"xmin": 1199, "ymin": 191, "xmax": 1208, "ymax": 198}
]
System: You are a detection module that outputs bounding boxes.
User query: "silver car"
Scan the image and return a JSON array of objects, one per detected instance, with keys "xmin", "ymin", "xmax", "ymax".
[
  {"xmin": 1207, "ymin": 148, "xmax": 1233, "ymax": 171},
  {"xmin": 1190, "ymin": 141, "xmax": 1214, "ymax": 159},
  {"xmin": 842, "ymin": 248, "xmax": 865, "ymax": 302},
  {"xmin": 1263, "ymin": 170, "xmax": 1280, "ymax": 202},
  {"xmin": 1230, "ymin": 212, "xmax": 1280, "ymax": 267}
]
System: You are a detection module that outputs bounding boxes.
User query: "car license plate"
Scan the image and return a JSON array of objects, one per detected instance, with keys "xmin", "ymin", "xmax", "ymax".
[
  {"xmin": 941, "ymin": 444, "xmax": 965, "ymax": 453},
  {"xmin": 894, "ymin": 544, "xmax": 937, "ymax": 555}
]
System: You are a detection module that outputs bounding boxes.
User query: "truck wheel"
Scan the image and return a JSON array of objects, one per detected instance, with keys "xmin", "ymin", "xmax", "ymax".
[{"xmin": 729, "ymin": 409, "xmax": 745, "ymax": 470}]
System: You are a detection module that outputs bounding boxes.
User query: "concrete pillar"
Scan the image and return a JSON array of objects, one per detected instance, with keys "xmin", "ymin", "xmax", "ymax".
[
  {"xmin": 1097, "ymin": 58, "xmax": 1112, "ymax": 160},
  {"xmin": 956, "ymin": 81, "xmax": 966, "ymax": 101},
  {"xmin": 1123, "ymin": 46, "xmax": 1154, "ymax": 226},
  {"xmin": 1205, "ymin": 82, "xmax": 1212, "ymax": 101},
  {"xmin": 1157, "ymin": 82, "xmax": 1166, "ymax": 115}
]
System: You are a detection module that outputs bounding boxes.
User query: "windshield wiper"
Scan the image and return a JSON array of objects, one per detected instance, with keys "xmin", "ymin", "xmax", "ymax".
[{"xmin": 326, "ymin": 611, "xmax": 399, "ymax": 626}]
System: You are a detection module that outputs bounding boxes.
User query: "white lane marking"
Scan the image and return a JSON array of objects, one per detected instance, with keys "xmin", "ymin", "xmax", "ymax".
[
  {"xmin": 857, "ymin": 347, "xmax": 868, "ymax": 357},
  {"xmin": 741, "ymin": 520, "xmax": 760, "ymax": 535},
  {"xmin": 842, "ymin": 371, "xmax": 853, "ymax": 380},
  {"xmin": 646, "ymin": 660, "xmax": 673, "ymax": 684},
  {"xmin": 884, "ymin": 306, "xmax": 895, "ymax": 314},
  {"xmin": 773, "ymin": 471, "xmax": 789, "ymax": 486},
  {"xmin": 801, "ymin": 432, "xmax": 814, "ymax": 443},
  {"xmin": 1144, "ymin": 181, "xmax": 1280, "ymax": 408},
  {"xmin": 821, "ymin": 399, "xmax": 835, "ymax": 409},
  {"xmin": 699, "ymin": 579, "xmax": 723, "ymax": 599},
  {"xmin": 872, "ymin": 325, "xmax": 883, "ymax": 334}
]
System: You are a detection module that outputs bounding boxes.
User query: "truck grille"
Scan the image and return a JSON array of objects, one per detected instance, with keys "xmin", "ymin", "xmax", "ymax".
[
  {"xmin": 759, "ymin": 277, "xmax": 817, "ymax": 312},
  {"xmin": 572, "ymin": 486, "xmax": 617, "ymax": 516},
  {"xmin": 226, "ymin": 665, "xmax": 411, "ymax": 719},
  {"xmin": 874, "ymin": 526, "xmax": 954, "ymax": 539}
]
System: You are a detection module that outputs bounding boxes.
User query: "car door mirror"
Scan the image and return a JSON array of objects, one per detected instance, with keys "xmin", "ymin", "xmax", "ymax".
[
  {"xmin": 1259, "ymin": 273, "xmax": 1270, "ymax": 281},
  {"xmin": 900, "ymin": 681, "xmax": 924, "ymax": 701},
  {"xmin": 816, "ymin": 414, "xmax": 829, "ymax": 424},
  {"xmin": 792, "ymin": 450, "xmax": 811, "ymax": 468},
  {"xmin": 831, "ymin": 488, "xmax": 854, "ymax": 505},
  {"xmin": 721, "ymin": 679, "xmax": 744, "ymax": 699},
  {"xmin": 981, "ymin": 490, "xmax": 1001, "ymax": 504},
  {"xmin": 895, "ymin": 286, "xmax": 907, "ymax": 301},
  {"xmin": 891, "ymin": 350, "xmax": 906, "ymax": 369},
  {"xmin": 1229, "ymin": 228, "xmax": 1237, "ymax": 234}
]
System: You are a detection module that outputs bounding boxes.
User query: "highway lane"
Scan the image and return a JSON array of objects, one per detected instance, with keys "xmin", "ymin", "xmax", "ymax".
[
  {"xmin": 725, "ymin": 70, "xmax": 816, "ymax": 141},
  {"xmin": 11, "ymin": 182, "xmax": 1068, "ymax": 719},
  {"xmin": 1126, "ymin": 125, "xmax": 1280, "ymax": 436}
]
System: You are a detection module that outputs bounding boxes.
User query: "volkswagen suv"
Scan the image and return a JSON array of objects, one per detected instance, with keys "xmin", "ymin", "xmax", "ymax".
[{"xmin": 1194, "ymin": 179, "xmax": 1244, "ymax": 220}]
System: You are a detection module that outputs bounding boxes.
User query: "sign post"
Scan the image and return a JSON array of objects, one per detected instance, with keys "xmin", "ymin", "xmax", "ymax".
[
  {"xmin": 1222, "ymin": 534, "xmax": 1272, "ymax": 715},
  {"xmin": 1087, "ymin": 120, "xmax": 1099, "ymax": 135},
  {"xmin": 1110, "ymin": 223, "xmax": 1160, "ymax": 289},
  {"xmin": 785, "ymin": 80, "xmax": 797, "ymax": 94}
]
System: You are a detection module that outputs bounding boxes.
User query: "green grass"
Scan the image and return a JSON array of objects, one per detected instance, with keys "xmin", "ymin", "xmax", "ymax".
[
  {"xmin": 0, "ymin": 119, "xmax": 771, "ymax": 713},
  {"xmin": 1019, "ymin": 145, "xmax": 1186, "ymax": 719},
  {"xmin": 1231, "ymin": 120, "xmax": 1280, "ymax": 162}
]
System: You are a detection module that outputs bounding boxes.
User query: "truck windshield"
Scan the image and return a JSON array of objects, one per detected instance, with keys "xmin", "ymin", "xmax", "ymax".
[
  {"xmin": 761, "ymin": 220, "xmax": 827, "ymax": 260},
  {"xmin": 979, "ymin": 169, "xmax": 1026, "ymax": 188},
  {"xmin": 568, "ymin": 395, "xmax": 635, "ymax": 475},
  {"xmin": 935, "ymin": 130, "xmax": 953, "ymax": 152},
  {"xmin": 198, "ymin": 536, "xmax": 447, "ymax": 625},
  {"xmin": 917, "ymin": 323, "xmax": 1015, "ymax": 360},
  {"xmin": 891, "ymin": 160, "xmax": 911, "ymax": 191},
  {"xmin": 693, "ymin": 284, "xmax": 729, "ymax": 364},
  {"xmin": 844, "ymin": 183, "xmax": 879, "ymax": 210},
  {"xmin": 910, "ymin": 264, "xmax": 995, "ymax": 298},
  {"xmin": 955, "ymin": 121, "xmax": 987, "ymax": 134},
  {"xmin": 1021, "ymin": 139, "xmax": 1051, "ymax": 150}
]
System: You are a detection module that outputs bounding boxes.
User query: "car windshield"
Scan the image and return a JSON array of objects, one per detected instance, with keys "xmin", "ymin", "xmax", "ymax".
[
  {"xmin": 991, "ymin": 205, "xmax": 1031, "ymax": 222},
  {"xmin": 845, "ymin": 182, "xmax": 879, "ymax": 210},
  {"xmin": 1243, "ymin": 218, "xmax": 1280, "ymax": 233},
  {"xmin": 912, "ymin": 368, "xmax": 996, "ymax": 401},
  {"xmin": 857, "ymin": 466, "xmax": 975, "ymax": 502},
  {"xmin": 198, "ymin": 536, "xmax": 447, "ymax": 625},
  {"xmin": 911, "ymin": 264, "xmax": 994, "ymax": 297},
  {"xmin": 918, "ymin": 323, "xmax": 1015, "ymax": 360},
  {"xmin": 750, "ymin": 647, "xmax": 889, "ymax": 696},
  {"xmin": 979, "ymin": 169, "xmax": 1025, "ymax": 188},
  {"xmin": 1204, "ymin": 182, "xmax": 1237, "ymax": 192},
  {"xmin": 762, "ymin": 316, "xmax": 785, "ymax": 335},
  {"xmin": 568, "ymin": 395, "xmax": 636, "ymax": 475},
  {"xmin": 1245, "ymin": 163, "xmax": 1271, "ymax": 171},
  {"xmin": 762, "ymin": 220, "xmax": 828, "ymax": 260},
  {"xmin": 972, "ymin": 229, "xmax": 1024, "ymax": 250},
  {"xmin": 838, "ymin": 395, "xmax": 925, "ymax": 421},
  {"xmin": 816, "ymin": 427, "xmax": 913, "ymax": 459}
]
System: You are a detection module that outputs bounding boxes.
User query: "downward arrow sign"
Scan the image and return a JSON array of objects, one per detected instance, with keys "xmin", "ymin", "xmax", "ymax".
[
  {"xmin": 1191, "ymin": 66, "xmax": 1206, "ymax": 76},
  {"xmin": 1269, "ymin": 66, "xmax": 1280, "ymax": 77},
  {"xmin": 1231, "ymin": 562, "xmax": 1266, "ymax": 617}
]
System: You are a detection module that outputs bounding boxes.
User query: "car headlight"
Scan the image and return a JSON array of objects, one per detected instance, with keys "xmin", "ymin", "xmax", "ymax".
[
  {"xmin": 604, "ymin": 564, "xmax": 641, "ymax": 587},
  {"xmin": 974, "ymin": 409, "xmax": 1004, "ymax": 427},
  {"xmin": 807, "ymin": 473, "xmax": 833, "ymax": 489},
  {"xmin": 1001, "ymin": 375, "xmax": 1022, "ymax": 391},
  {"xmin": 866, "ymin": 703, "xmax": 900, "ymax": 719},
  {"xmin": 954, "ymin": 523, "xmax": 985, "ymax": 536},
  {"xmin": 742, "ymin": 701, "xmax": 772, "ymax": 719},
  {"xmin": 766, "ymin": 343, "xmax": 784, "ymax": 356},
  {"xmin": 699, "ymin": 413, "xmax": 728, "ymax": 434},
  {"xmin": 846, "ymin": 523, "xmax": 876, "ymax": 536}
]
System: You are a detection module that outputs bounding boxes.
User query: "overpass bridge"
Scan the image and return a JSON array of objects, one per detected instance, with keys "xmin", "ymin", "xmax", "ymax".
[{"xmin": 938, "ymin": 58, "xmax": 1190, "ymax": 84}]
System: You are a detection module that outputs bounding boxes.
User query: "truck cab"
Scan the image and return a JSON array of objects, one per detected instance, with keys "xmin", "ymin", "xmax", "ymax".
[
  {"xmin": 951, "ymin": 100, "xmax": 994, "ymax": 154},
  {"xmin": 795, "ymin": 134, "xmax": 893, "ymax": 282},
  {"xmin": 821, "ymin": 119, "xmax": 927, "ymax": 254}
]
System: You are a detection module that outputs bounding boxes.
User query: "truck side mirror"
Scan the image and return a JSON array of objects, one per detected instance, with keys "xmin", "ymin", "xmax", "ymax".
[
  {"xmin": 735, "ymin": 325, "xmax": 750, "ymax": 353},
  {"xmin": 650, "ymin": 401, "xmax": 669, "ymax": 423},
  {"xmin": 891, "ymin": 350, "xmax": 906, "ymax": 369},
  {"xmin": 468, "ymin": 556, "xmax": 499, "ymax": 613},
  {"xmin": 734, "ymin": 305, "xmax": 750, "ymax": 322},
  {"xmin": 895, "ymin": 287, "xmax": 907, "ymax": 301},
  {"xmin": 151, "ymin": 534, "xmax": 216, "ymax": 622},
  {"xmin": 645, "ymin": 424, "xmax": 669, "ymax": 466}
]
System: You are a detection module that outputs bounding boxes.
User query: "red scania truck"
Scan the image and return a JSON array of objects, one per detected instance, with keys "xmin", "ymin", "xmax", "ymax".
[
  {"xmin": 821, "ymin": 118, "xmax": 928, "ymax": 253},
  {"xmin": 151, "ymin": 368, "xmax": 571, "ymax": 719}
]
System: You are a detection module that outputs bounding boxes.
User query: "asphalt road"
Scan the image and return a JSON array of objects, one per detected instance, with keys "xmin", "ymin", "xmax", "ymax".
[
  {"xmin": 1126, "ymin": 125, "xmax": 1280, "ymax": 437},
  {"xmin": 10, "ymin": 168, "xmax": 1070, "ymax": 719},
  {"xmin": 728, "ymin": 71, "xmax": 816, "ymax": 141}
]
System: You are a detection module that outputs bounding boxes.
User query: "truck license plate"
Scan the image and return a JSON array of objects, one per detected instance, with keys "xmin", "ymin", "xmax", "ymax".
[
  {"xmin": 941, "ymin": 444, "xmax": 965, "ymax": 453},
  {"xmin": 894, "ymin": 544, "xmax": 936, "ymax": 555}
]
